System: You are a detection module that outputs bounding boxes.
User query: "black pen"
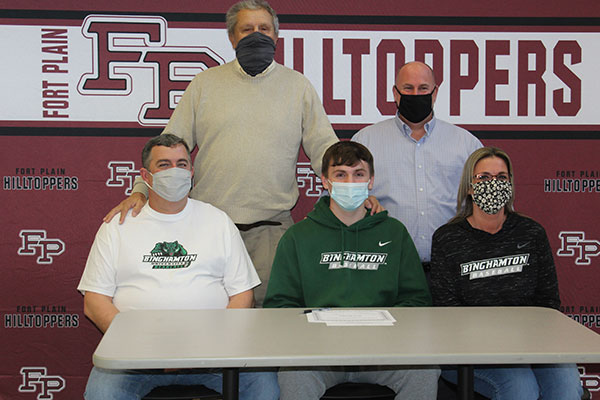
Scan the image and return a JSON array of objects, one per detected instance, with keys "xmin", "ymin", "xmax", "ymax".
[{"xmin": 303, "ymin": 308, "xmax": 330, "ymax": 314}]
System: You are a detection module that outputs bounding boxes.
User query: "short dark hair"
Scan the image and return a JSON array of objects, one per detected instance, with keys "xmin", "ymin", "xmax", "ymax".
[
  {"xmin": 322, "ymin": 141, "xmax": 374, "ymax": 178},
  {"xmin": 141, "ymin": 134, "xmax": 191, "ymax": 169}
]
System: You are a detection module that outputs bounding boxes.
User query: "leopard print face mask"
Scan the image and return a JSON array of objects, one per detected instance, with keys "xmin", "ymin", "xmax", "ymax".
[{"xmin": 471, "ymin": 179, "xmax": 512, "ymax": 215}]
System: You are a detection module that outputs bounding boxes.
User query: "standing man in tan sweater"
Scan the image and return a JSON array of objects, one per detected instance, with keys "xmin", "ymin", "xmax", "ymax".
[{"xmin": 104, "ymin": 0, "xmax": 339, "ymax": 306}]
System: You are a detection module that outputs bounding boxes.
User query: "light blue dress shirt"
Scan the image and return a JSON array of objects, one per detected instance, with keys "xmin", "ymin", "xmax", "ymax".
[{"xmin": 353, "ymin": 116, "xmax": 482, "ymax": 262}]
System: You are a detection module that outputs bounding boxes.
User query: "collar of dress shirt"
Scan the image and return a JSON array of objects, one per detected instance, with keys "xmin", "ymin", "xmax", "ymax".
[{"xmin": 396, "ymin": 113, "xmax": 437, "ymax": 142}]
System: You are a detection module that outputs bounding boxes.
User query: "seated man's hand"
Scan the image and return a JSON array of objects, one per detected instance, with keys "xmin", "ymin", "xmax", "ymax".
[
  {"xmin": 365, "ymin": 195, "xmax": 385, "ymax": 215},
  {"xmin": 103, "ymin": 192, "xmax": 147, "ymax": 224}
]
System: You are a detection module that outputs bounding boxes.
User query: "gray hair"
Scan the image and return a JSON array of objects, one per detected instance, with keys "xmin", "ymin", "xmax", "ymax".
[
  {"xmin": 141, "ymin": 134, "xmax": 191, "ymax": 169},
  {"xmin": 226, "ymin": 0, "xmax": 279, "ymax": 37}
]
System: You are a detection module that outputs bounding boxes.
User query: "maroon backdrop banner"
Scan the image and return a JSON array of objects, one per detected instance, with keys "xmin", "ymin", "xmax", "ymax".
[{"xmin": 1, "ymin": 1, "xmax": 599, "ymax": 398}]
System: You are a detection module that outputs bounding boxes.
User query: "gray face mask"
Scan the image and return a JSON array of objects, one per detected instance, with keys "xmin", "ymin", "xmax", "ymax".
[
  {"xmin": 471, "ymin": 179, "xmax": 512, "ymax": 215},
  {"xmin": 145, "ymin": 168, "xmax": 192, "ymax": 202},
  {"xmin": 235, "ymin": 32, "xmax": 275, "ymax": 76}
]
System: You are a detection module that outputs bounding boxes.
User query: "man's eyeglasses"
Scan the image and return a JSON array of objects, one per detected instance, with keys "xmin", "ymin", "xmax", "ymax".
[{"xmin": 473, "ymin": 173, "xmax": 511, "ymax": 182}]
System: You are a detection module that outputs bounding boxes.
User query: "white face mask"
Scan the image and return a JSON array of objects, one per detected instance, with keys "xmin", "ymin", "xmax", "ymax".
[
  {"xmin": 329, "ymin": 180, "xmax": 369, "ymax": 211},
  {"xmin": 145, "ymin": 167, "xmax": 192, "ymax": 202}
]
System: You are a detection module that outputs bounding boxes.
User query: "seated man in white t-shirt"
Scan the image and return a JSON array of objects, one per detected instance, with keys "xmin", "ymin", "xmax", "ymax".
[{"xmin": 77, "ymin": 134, "xmax": 279, "ymax": 400}]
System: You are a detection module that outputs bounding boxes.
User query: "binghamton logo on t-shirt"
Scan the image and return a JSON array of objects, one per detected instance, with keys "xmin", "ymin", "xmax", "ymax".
[
  {"xmin": 460, "ymin": 254, "xmax": 530, "ymax": 280},
  {"xmin": 142, "ymin": 241, "xmax": 197, "ymax": 269}
]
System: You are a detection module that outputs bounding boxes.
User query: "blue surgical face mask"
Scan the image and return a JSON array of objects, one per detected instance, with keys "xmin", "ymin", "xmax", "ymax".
[{"xmin": 328, "ymin": 180, "xmax": 369, "ymax": 211}]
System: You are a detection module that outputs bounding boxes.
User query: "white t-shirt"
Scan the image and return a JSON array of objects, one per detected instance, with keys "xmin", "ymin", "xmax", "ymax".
[{"xmin": 78, "ymin": 199, "xmax": 260, "ymax": 310}]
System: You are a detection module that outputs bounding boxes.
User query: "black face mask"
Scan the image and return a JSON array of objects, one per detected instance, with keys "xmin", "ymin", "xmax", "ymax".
[
  {"xmin": 395, "ymin": 86, "xmax": 436, "ymax": 123},
  {"xmin": 235, "ymin": 31, "xmax": 276, "ymax": 76}
]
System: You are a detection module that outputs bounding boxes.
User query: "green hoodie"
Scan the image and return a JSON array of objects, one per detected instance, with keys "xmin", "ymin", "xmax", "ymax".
[{"xmin": 263, "ymin": 197, "xmax": 431, "ymax": 308}]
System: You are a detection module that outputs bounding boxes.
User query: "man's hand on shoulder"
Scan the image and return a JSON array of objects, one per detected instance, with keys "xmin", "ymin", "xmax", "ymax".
[
  {"xmin": 103, "ymin": 192, "xmax": 147, "ymax": 224},
  {"xmin": 365, "ymin": 195, "xmax": 385, "ymax": 215}
]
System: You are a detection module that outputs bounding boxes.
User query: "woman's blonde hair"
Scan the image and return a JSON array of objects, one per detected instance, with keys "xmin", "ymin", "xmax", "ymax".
[{"xmin": 450, "ymin": 146, "xmax": 516, "ymax": 223}]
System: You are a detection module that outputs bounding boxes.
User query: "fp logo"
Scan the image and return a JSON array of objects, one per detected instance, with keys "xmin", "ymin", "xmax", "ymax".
[
  {"xmin": 579, "ymin": 366, "xmax": 600, "ymax": 394},
  {"xmin": 19, "ymin": 367, "xmax": 65, "ymax": 400},
  {"xmin": 78, "ymin": 15, "xmax": 224, "ymax": 125},
  {"xmin": 106, "ymin": 161, "xmax": 140, "ymax": 195},
  {"xmin": 296, "ymin": 162, "xmax": 323, "ymax": 197},
  {"xmin": 557, "ymin": 231, "xmax": 600, "ymax": 265},
  {"xmin": 17, "ymin": 230, "xmax": 65, "ymax": 264}
]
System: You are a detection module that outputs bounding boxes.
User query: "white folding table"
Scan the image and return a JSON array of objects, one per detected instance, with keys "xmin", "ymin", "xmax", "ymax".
[{"xmin": 93, "ymin": 307, "xmax": 600, "ymax": 400}]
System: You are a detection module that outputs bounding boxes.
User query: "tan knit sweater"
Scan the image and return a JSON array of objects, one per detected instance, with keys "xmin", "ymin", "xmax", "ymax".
[{"xmin": 134, "ymin": 59, "xmax": 338, "ymax": 224}]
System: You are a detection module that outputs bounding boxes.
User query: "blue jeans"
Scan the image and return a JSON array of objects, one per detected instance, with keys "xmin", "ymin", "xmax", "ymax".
[
  {"xmin": 84, "ymin": 367, "xmax": 279, "ymax": 400},
  {"xmin": 442, "ymin": 364, "xmax": 583, "ymax": 400}
]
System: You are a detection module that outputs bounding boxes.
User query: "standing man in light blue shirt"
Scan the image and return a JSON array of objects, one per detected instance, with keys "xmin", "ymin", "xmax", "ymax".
[{"xmin": 353, "ymin": 61, "xmax": 482, "ymax": 266}]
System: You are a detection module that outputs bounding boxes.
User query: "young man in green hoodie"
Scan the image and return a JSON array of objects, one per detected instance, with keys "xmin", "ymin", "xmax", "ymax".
[{"xmin": 263, "ymin": 141, "xmax": 439, "ymax": 399}]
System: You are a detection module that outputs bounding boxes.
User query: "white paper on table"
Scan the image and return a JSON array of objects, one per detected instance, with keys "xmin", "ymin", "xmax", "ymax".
[{"xmin": 306, "ymin": 309, "xmax": 396, "ymax": 326}]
